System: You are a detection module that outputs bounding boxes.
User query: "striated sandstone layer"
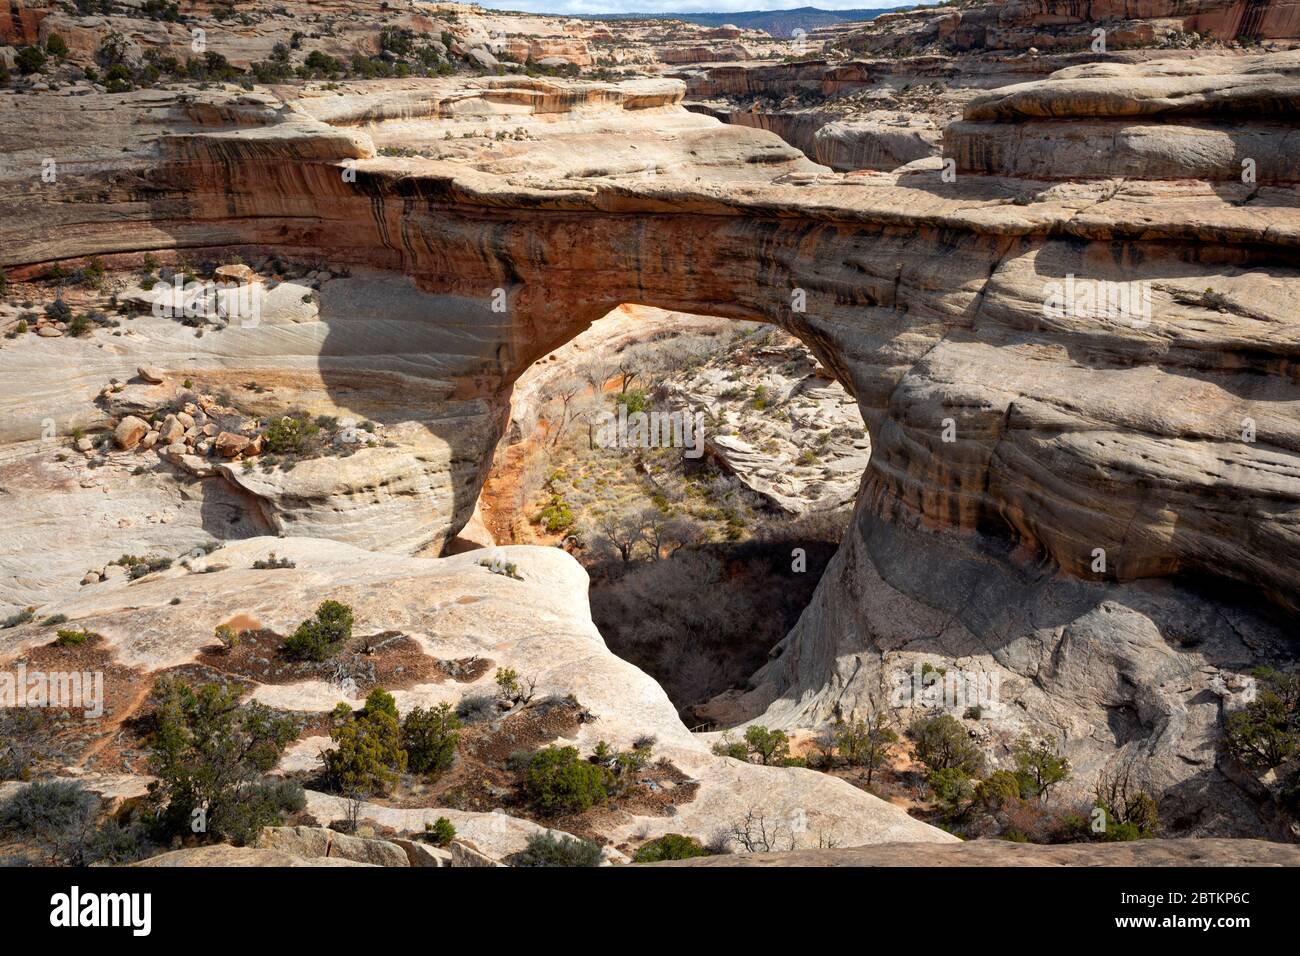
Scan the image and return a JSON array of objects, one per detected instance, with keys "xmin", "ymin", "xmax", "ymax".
[{"xmin": 1, "ymin": 54, "xmax": 1299, "ymax": 834}]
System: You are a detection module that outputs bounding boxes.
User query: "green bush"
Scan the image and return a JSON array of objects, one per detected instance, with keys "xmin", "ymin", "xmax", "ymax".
[
  {"xmin": 215, "ymin": 778, "xmax": 306, "ymax": 847},
  {"xmin": 401, "ymin": 702, "xmax": 461, "ymax": 775},
  {"xmin": 632, "ymin": 833, "xmax": 707, "ymax": 863},
  {"xmin": 1224, "ymin": 668, "xmax": 1299, "ymax": 770},
  {"xmin": 259, "ymin": 413, "xmax": 321, "ymax": 456},
  {"xmin": 834, "ymin": 714, "xmax": 897, "ymax": 785},
  {"xmin": 524, "ymin": 746, "xmax": 610, "ymax": 815},
  {"xmin": 54, "ymin": 628, "xmax": 91, "ymax": 647},
  {"xmin": 710, "ymin": 735, "xmax": 749, "ymax": 761},
  {"xmin": 16, "ymin": 46, "xmax": 47, "ymax": 75},
  {"xmin": 614, "ymin": 389, "xmax": 650, "ymax": 415},
  {"xmin": 743, "ymin": 725, "xmax": 790, "ymax": 766},
  {"xmin": 515, "ymin": 831, "xmax": 603, "ymax": 867},
  {"xmin": 282, "ymin": 599, "xmax": 353, "ymax": 661},
  {"xmin": 425, "ymin": 816, "xmax": 456, "ymax": 846},
  {"xmin": 928, "ymin": 767, "xmax": 975, "ymax": 820},
  {"xmin": 909, "ymin": 714, "xmax": 984, "ymax": 776},
  {"xmin": 147, "ymin": 677, "xmax": 300, "ymax": 844},
  {"xmin": 321, "ymin": 694, "xmax": 407, "ymax": 795},
  {"xmin": 975, "ymin": 769, "xmax": 1023, "ymax": 812},
  {"xmin": 1012, "ymin": 736, "xmax": 1070, "ymax": 802},
  {"xmin": 536, "ymin": 495, "xmax": 574, "ymax": 533}
]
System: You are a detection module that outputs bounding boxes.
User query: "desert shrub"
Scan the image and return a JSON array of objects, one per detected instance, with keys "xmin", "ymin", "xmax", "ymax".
[
  {"xmin": 401, "ymin": 702, "xmax": 461, "ymax": 775},
  {"xmin": 303, "ymin": 49, "xmax": 344, "ymax": 76},
  {"xmin": 835, "ymin": 713, "xmax": 897, "ymax": 785},
  {"xmin": 455, "ymin": 694, "xmax": 497, "ymax": 724},
  {"xmin": 425, "ymin": 816, "xmax": 456, "ymax": 846},
  {"xmin": 146, "ymin": 678, "xmax": 299, "ymax": 843},
  {"xmin": 525, "ymin": 746, "xmax": 610, "ymax": 815},
  {"xmin": 112, "ymin": 553, "xmax": 173, "ymax": 580},
  {"xmin": 217, "ymin": 778, "xmax": 306, "ymax": 846},
  {"xmin": 54, "ymin": 628, "xmax": 91, "ymax": 647},
  {"xmin": 1012, "ymin": 736, "xmax": 1070, "ymax": 802},
  {"xmin": 214, "ymin": 624, "xmax": 239, "ymax": 651},
  {"xmin": 2, "ymin": 608, "xmax": 34, "ymax": 629},
  {"xmin": 928, "ymin": 767, "xmax": 976, "ymax": 820},
  {"xmin": 1224, "ymin": 667, "xmax": 1300, "ymax": 770},
  {"xmin": 515, "ymin": 831, "xmax": 603, "ymax": 867},
  {"xmin": 252, "ymin": 552, "xmax": 295, "ymax": 570},
  {"xmin": 975, "ymin": 769, "xmax": 1024, "ymax": 813},
  {"xmin": 536, "ymin": 495, "xmax": 574, "ymax": 533},
  {"xmin": 711, "ymin": 734, "xmax": 749, "ymax": 761},
  {"xmin": 0, "ymin": 711, "xmax": 45, "ymax": 781},
  {"xmin": 16, "ymin": 46, "xmax": 47, "ymax": 74},
  {"xmin": 84, "ymin": 817, "xmax": 154, "ymax": 864},
  {"xmin": 364, "ymin": 687, "xmax": 399, "ymax": 719},
  {"xmin": 632, "ymin": 832, "xmax": 707, "ymax": 862},
  {"xmin": 743, "ymin": 725, "xmax": 789, "ymax": 766},
  {"xmin": 494, "ymin": 666, "xmax": 534, "ymax": 704},
  {"xmin": 281, "ymin": 599, "xmax": 353, "ymax": 661},
  {"xmin": 1093, "ymin": 764, "xmax": 1159, "ymax": 841},
  {"xmin": 259, "ymin": 413, "xmax": 321, "ymax": 455},
  {"xmin": 45, "ymin": 299, "xmax": 71, "ymax": 322},
  {"xmin": 45, "ymin": 33, "xmax": 68, "ymax": 58},
  {"xmin": 0, "ymin": 780, "xmax": 99, "ymax": 864},
  {"xmin": 320, "ymin": 693, "xmax": 407, "ymax": 795},
  {"xmin": 614, "ymin": 389, "xmax": 650, "ymax": 415},
  {"xmin": 909, "ymin": 714, "xmax": 984, "ymax": 776}
]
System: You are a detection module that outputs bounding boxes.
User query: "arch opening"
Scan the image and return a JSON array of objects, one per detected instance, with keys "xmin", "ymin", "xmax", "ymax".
[{"xmin": 469, "ymin": 303, "xmax": 871, "ymax": 726}]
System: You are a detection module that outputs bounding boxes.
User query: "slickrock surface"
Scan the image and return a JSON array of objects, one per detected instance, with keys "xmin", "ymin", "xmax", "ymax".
[
  {"xmin": 136, "ymin": 845, "xmax": 374, "ymax": 867},
  {"xmin": 0, "ymin": 536, "xmax": 952, "ymax": 853},
  {"xmin": 2, "ymin": 44, "xmax": 1299, "ymax": 839},
  {"xmin": 647, "ymin": 837, "xmax": 1300, "ymax": 867}
]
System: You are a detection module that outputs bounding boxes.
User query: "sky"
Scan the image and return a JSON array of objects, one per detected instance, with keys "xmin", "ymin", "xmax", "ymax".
[{"xmin": 477, "ymin": 2, "xmax": 915, "ymax": 15}]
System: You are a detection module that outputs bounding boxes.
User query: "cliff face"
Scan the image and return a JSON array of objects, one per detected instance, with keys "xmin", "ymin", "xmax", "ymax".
[
  {"xmin": 2, "ymin": 55, "xmax": 1300, "ymax": 833},
  {"xmin": 846, "ymin": 0, "xmax": 1300, "ymax": 53}
]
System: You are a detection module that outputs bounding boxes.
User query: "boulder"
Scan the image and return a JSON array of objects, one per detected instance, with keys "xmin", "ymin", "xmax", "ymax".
[
  {"xmin": 326, "ymin": 831, "xmax": 410, "ymax": 867},
  {"xmin": 257, "ymin": 825, "xmax": 331, "ymax": 858},
  {"xmin": 214, "ymin": 264, "xmax": 257, "ymax": 285},
  {"xmin": 468, "ymin": 47, "xmax": 499, "ymax": 70},
  {"xmin": 215, "ymin": 431, "xmax": 253, "ymax": 458},
  {"xmin": 158, "ymin": 415, "xmax": 184, "ymax": 444},
  {"xmin": 137, "ymin": 365, "xmax": 166, "ymax": 384},
  {"xmin": 450, "ymin": 840, "xmax": 506, "ymax": 867},
  {"xmin": 113, "ymin": 416, "xmax": 150, "ymax": 450},
  {"xmin": 392, "ymin": 838, "xmax": 452, "ymax": 867}
]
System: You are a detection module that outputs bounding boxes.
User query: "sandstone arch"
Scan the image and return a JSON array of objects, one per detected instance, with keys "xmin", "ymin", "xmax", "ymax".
[{"xmin": 3, "ymin": 63, "xmax": 1299, "ymax": 832}]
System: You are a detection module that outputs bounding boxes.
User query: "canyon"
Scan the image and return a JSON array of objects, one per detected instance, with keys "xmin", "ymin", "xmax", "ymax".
[{"xmin": 1, "ymin": 0, "xmax": 1299, "ymax": 866}]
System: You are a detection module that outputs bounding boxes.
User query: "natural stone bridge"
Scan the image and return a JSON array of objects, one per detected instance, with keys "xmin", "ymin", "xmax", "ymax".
[{"xmin": 3, "ymin": 58, "xmax": 1299, "ymax": 832}]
